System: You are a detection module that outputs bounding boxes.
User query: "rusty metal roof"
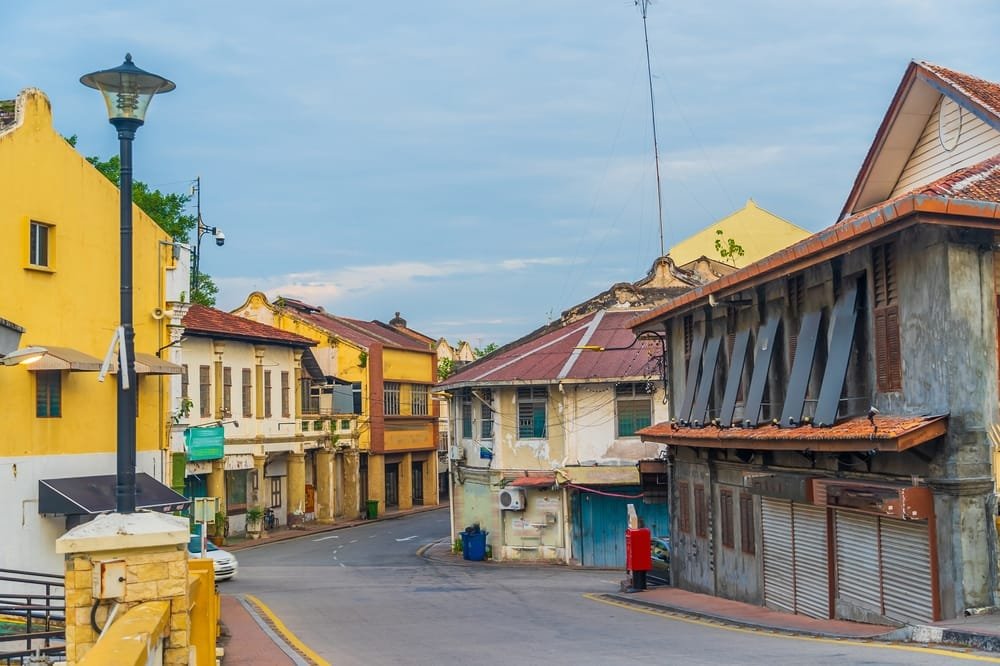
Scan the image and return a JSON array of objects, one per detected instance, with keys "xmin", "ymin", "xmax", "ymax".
[
  {"xmin": 276, "ymin": 299, "xmax": 432, "ymax": 353},
  {"xmin": 638, "ymin": 414, "xmax": 948, "ymax": 453},
  {"xmin": 440, "ymin": 309, "xmax": 661, "ymax": 388}
]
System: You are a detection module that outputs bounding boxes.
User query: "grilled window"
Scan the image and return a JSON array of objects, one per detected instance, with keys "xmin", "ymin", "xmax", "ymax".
[
  {"xmin": 517, "ymin": 386, "xmax": 547, "ymax": 438},
  {"xmin": 677, "ymin": 481, "xmax": 691, "ymax": 534},
  {"xmin": 461, "ymin": 388, "xmax": 473, "ymax": 439},
  {"xmin": 739, "ymin": 493, "xmax": 756, "ymax": 554},
  {"xmin": 384, "ymin": 382, "xmax": 400, "ymax": 415},
  {"xmin": 694, "ymin": 484, "xmax": 708, "ymax": 538},
  {"xmin": 264, "ymin": 370, "xmax": 273, "ymax": 418},
  {"xmin": 35, "ymin": 371, "xmax": 61, "ymax": 418},
  {"xmin": 199, "ymin": 365, "xmax": 211, "ymax": 418},
  {"xmin": 242, "ymin": 368, "xmax": 253, "ymax": 418},
  {"xmin": 872, "ymin": 242, "xmax": 901, "ymax": 391},
  {"xmin": 616, "ymin": 382, "xmax": 652, "ymax": 437},
  {"xmin": 281, "ymin": 371, "xmax": 290, "ymax": 417},
  {"xmin": 411, "ymin": 384, "xmax": 428, "ymax": 416},
  {"xmin": 720, "ymin": 488, "xmax": 735, "ymax": 549},
  {"xmin": 223, "ymin": 367, "xmax": 232, "ymax": 417}
]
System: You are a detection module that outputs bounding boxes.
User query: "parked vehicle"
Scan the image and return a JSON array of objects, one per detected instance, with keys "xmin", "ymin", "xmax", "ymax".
[{"xmin": 188, "ymin": 534, "xmax": 238, "ymax": 581}]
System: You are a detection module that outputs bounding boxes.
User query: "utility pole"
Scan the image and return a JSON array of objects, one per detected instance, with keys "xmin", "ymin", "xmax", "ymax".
[{"xmin": 637, "ymin": 0, "xmax": 665, "ymax": 259}]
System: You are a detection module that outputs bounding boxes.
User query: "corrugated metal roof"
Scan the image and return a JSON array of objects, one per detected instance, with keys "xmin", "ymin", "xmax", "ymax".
[
  {"xmin": 184, "ymin": 304, "xmax": 315, "ymax": 347},
  {"xmin": 441, "ymin": 309, "xmax": 661, "ymax": 387},
  {"xmin": 277, "ymin": 299, "xmax": 431, "ymax": 353}
]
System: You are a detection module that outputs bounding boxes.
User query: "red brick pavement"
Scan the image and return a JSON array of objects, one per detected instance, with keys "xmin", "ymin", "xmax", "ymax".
[{"xmin": 219, "ymin": 594, "xmax": 295, "ymax": 665}]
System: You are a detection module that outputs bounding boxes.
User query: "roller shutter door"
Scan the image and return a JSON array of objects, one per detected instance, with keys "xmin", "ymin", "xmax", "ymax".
[
  {"xmin": 762, "ymin": 499, "xmax": 829, "ymax": 618},
  {"xmin": 880, "ymin": 519, "xmax": 934, "ymax": 623},
  {"xmin": 762, "ymin": 499, "xmax": 794, "ymax": 613},
  {"xmin": 834, "ymin": 511, "xmax": 881, "ymax": 615}
]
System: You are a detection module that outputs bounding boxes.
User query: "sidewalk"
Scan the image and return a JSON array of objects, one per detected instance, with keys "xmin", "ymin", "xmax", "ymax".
[
  {"xmin": 420, "ymin": 539, "xmax": 1000, "ymax": 652},
  {"xmin": 218, "ymin": 503, "xmax": 447, "ymax": 664}
]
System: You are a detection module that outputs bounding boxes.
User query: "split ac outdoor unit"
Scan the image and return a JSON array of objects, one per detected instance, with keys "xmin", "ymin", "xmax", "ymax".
[{"xmin": 499, "ymin": 487, "xmax": 526, "ymax": 511}]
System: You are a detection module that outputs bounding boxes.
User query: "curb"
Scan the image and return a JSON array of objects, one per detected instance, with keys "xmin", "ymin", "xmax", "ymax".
[
  {"xmin": 904, "ymin": 624, "xmax": 1000, "ymax": 653},
  {"xmin": 225, "ymin": 504, "xmax": 447, "ymax": 552},
  {"xmin": 600, "ymin": 593, "xmax": 897, "ymax": 642}
]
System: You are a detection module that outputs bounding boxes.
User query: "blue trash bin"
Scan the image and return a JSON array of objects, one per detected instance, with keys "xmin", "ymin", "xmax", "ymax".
[{"xmin": 462, "ymin": 530, "xmax": 488, "ymax": 561}]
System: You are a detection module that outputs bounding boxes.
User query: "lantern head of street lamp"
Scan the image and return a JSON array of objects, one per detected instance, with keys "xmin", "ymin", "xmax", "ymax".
[
  {"xmin": 80, "ymin": 53, "xmax": 175, "ymax": 132},
  {"xmin": 1, "ymin": 346, "xmax": 48, "ymax": 366}
]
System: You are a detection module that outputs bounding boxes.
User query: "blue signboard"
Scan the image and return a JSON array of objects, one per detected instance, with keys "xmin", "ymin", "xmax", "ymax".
[{"xmin": 185, "ymin": 426, "xmax": 224, "ymax": 461}]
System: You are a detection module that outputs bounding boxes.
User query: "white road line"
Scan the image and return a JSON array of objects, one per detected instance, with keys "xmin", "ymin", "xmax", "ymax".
[
  {"xmin": 313, "ymin": 535, "xmax": 339, "ymax": 541},
  {"xmin": 349, "ymin": 539, "xmax": 359, "ymax": 543},
  {"xmin": 395, "ymin": 535, "xmax": 418, "ymax": 542},
  {"xmin": 338, "ymin": 562, "xmax": 345, "ymax": 567},
  {"xmin": 368, "ymin": 535, "xmax": 376, "ymax": 538}
]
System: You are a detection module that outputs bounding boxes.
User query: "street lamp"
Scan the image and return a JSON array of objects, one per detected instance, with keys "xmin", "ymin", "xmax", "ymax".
[
  {"xmin": 81, "ymin": 54, "xmax": 175, "ymax": 514},
  {"xmin": 190, "ymin": 176, "xmax": 225, "ymax": 299}
]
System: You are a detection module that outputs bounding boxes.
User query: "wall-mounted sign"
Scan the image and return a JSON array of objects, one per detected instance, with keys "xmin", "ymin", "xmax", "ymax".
[{"xmin": 185, "ymin": 426, "xmax": 224, "ymax": 461}]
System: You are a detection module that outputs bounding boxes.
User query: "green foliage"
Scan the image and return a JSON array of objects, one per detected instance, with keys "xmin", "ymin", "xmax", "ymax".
[
  {"xmin": 438, "ymin": 357, "xmax": 456, "ymax": 380},
  {"xmin": 79, "ymin": 148, "xmax": 220, "ymax": 306},
  {"xmin": 357, "ymin": 350, "xmax": 368, "ymax": 368},
  {"xmin": 714, "ymin": 229, "xmax": 745, "ymax": 266},
  {"xmin": 474, "ymin": 343, "xmax": 498, "ymax": 358}
]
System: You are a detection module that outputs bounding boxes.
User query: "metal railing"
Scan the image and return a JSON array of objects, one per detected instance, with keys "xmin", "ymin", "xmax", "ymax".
[{"xmin": 0, "ymin": 568, "xmax": 65, "ymax": 665}]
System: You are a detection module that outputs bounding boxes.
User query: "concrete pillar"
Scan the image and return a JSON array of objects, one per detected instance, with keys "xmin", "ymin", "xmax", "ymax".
[
  {"xmin": 343, "ymin": 451, "xmax": 360, "ymax": 519},
  {"xmin": 253, "ymin": 453, "xmax": 266, "ymax": 510},
  {"xmin": 293, "ymin": 349, "xmax": 303, "ymax": 419},
  {"xmin": 315, "ymin": 449, "xmax": 334, "ymax": 522},
  {"xmin": 57, "ymin": 513, "xmax": 191, "ymax": 665},
  {"xmin": 254, "ymin": 346, "xmax": 265, "ymax": 425},
  {"xmin": 423, "ymin": 454, "xmax": 438, "ymax": 506},
  {"xmin": 288, "ymin": 452, "xmax": 306, "ymax": 519},
  {"xmin": 368, "ymin": 454, "xmax": 385, "ymax": 512},
  {"xmin": 399, "ymin": 453, "xmax": 413, "ymax": 510}
]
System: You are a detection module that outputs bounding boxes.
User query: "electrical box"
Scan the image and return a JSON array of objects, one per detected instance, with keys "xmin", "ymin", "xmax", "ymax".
[
  {"xmin": 92, "ymin": 559, "xmax": 126, "ymax": 600},
  {"xmin": 193, "ymin": 496, "xmax": 220, "ymax": 523},
  {"xmin": 625, "ymin": 528, "xmax": 652, "ymax": 572}
]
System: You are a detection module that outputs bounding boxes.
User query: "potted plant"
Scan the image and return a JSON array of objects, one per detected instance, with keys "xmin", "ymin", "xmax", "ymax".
[
  {"xmin": 211, "ymin": 511, "xmax": 227, "ymax": 546},
  {"xmin": 245, "ymin": 506, "xmax": 264, "ymax": 539}
]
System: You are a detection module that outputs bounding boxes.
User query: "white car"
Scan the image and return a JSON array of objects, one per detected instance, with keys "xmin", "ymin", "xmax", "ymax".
[{"xmin": 188, "ymin": 535, "xmax": 238, "ymax": 581}]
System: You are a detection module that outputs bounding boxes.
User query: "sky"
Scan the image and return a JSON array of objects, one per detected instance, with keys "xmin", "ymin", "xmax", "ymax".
[{"xmin": 5, "ymin": 1, "xmax": 1000, "ymax": 348}]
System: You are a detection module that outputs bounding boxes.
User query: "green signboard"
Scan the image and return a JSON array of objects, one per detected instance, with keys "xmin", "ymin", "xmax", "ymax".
[{"xmin": 185, "ymin": 426, "xmax": 224, "ymax": 461}]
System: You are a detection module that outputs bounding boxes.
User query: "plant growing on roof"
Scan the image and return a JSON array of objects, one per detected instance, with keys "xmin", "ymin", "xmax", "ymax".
[
  {"xmin": 714, "ymin": 229, "xmax": 745, "ymax": 266},
  {"xmin": 357, "ymin": 350, "xmax": 368, "ymax": 368}
]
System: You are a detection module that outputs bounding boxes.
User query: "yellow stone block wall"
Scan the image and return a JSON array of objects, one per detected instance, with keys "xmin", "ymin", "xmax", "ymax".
[{"xmin": 63, "ymin": 545, "xmax": 190, "ymax": 665}]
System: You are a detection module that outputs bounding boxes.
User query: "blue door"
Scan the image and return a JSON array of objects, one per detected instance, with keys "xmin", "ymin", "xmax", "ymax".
[{"xmin": 572, "ymin": 487, "xmax": 669, "ymax": 568}]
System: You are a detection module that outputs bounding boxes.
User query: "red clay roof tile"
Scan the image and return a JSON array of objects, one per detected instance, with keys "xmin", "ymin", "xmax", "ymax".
[{"xmin": 183, "ymin": 304, "xmax": 315, "ymax": 347}]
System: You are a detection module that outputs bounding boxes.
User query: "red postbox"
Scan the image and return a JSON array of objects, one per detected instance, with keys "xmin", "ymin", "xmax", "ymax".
[{"xmin": 625, "ymin": 527, "xmax": 652, "ymax": 572}]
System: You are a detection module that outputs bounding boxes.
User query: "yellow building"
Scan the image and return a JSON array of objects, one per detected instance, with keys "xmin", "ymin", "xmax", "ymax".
[
  {"xmin": 234, "ymin": 293, "xmax": 440, "ymax": 517},
  {"xmin": 0, "ymin": 89, "xmax": 186, "ymax": 573},
  {"xmin": 668, "ymin": 199, "xmax": 810, "ymax": 268}
]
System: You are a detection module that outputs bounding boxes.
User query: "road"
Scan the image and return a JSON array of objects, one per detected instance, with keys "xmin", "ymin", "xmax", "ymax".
[{"xmin": 227, "ymin": 509, "xmax": 996, "ymax": 665}]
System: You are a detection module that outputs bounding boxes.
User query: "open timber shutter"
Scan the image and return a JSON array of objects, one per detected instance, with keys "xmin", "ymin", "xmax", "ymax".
[{"xmin": 873, "ymin": 242, "xmax": 901, "ymax": 392}]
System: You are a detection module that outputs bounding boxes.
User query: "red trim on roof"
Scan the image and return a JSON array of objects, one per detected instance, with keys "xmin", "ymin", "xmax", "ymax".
[
  {"xmin": 182, "ymin": 304, "xmax": 314, "ymax": 346},
  {"xmin": 506, "ymin": 473, "xmax": 557, "ymax": 488}
]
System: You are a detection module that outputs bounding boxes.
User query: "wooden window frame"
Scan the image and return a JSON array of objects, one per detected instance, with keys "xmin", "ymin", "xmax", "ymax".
[
  {"xmin": 677, "ymin": 481, "xmax": 691, "ymax": 534},
  {"xmin": 199, "ymin": 365, "xmax": 211, "ymax": 418},
  {"xmin": 461, "ymin": 388, "xmax": 473, "ymax": 439},
  {"xmin": 694, "ymin": 484, "xmax": 708, "ymax": 538},
  {"xmin": 739, "ymin": 493, "xmax": 756, "ymax": 554},
  {"xmin": 719, "ymin": 488, "xmax": 735, "ymax": 549},
  {"xmin": 281, "ymin": 371, "xmax": 290, "ymax": 418},
  {"xmin": 222, "ymin": 366, "xmax": 232, "ymax": 417},
  {"xmin": 269, "ymin": 476, "xmax": 282, "ymax": 508},
  {"xmin": 242, "ymin": 368, "xmax": 253, "ymax": 418},
  {"xmin": 516, "ymin": 386, "xmax": 547, "ymax": 439},
  {"xmin": 264, "ymin": 370, "xmax": 273, "ymax": 418},
  {"xmin": 29, "ymin": 220, "xmax": 52, "ymax": 268},
  {"xmin": 411, "ymin": 384, "xmax": 428, "ymax": 416},
  {"xmin": 384, "ymin": 381, "xmax": 401, "ymax": 415},
  {"xmin": 181, "ymin": 364, "xmax": 189, "ymax": 399},
  {"xmin": 479, "ymin": 389, "xmax": 494, "ymax": 439},
  {"xmin": 873, "ymin": 242, "xmax": 902, "ymax": 392},
  {"xmin": 615, "ymin": 382, "xmax": 653, "ymax": 437}
]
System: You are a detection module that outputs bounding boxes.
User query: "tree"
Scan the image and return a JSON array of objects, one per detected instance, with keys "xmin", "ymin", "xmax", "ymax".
[
  {"xmin": 65, "ymin": 135, "xmax": 219, "ymax": 305},
  {"xmin": 438, "ymin": 357, "xmax": 456, "ymax": 380},
  {"xmin": 474, "ymin": 343, "xmax": 499, "ymax": 358},
  {"xmin": 714, "ymin": 229, "xmax": 745, "ymax": 266}
]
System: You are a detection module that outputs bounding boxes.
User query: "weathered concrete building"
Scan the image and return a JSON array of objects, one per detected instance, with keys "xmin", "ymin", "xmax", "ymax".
[{"xmin": 636, "ymin": 61, "xmax": 1000, "ymax": 624}]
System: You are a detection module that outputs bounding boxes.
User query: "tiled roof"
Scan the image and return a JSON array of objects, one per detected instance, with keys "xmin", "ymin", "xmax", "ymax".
[
  {"xmin": 440, "ymin": 309, "xmax": 661, "ymax": 387},
  {"xmin": 183, "ymin": 304, "xmax": 314, "ymax": 346},
  {"xmin": 630, "ymin": 160, "xmax": 1000, "ymax": 330},
  {"xmin": 275, "ymin": 299, "xmax": 431, "ymax": 353},
  {"xmin": 921, "ymin": 62, "xmax": 1000, "ymax": 118},
  {"xmin": 638, "ymin": 415, "xmax": 947, "ymax": 453}
]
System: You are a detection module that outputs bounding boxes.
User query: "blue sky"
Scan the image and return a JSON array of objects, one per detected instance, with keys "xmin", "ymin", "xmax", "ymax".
[{"xmin": 5, "ymin": 1, "xmax": 1000, "ymax": 347}]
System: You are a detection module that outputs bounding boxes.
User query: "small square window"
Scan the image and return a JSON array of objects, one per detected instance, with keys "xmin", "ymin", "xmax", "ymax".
[
  {"xmin": 36, "ymin": 371, "xmax": 61, "ymax": 418},
  {"xmin": 29, "ymin": 221, "xmax": 52, "ymax": 268}
]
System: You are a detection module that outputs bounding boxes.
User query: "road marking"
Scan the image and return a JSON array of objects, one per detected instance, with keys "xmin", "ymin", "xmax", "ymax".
[
  {"xmin": 369, "ymin": 535, "xmax": 377, "ymax": 538},
  {"xmin": 395, "ymin": 535, "xmax": 418, "ymax": 542},
  {"xmin": 339, "ymin": 562, "xmax": 345, "ymax": 567},
  {"xmin": 350, "ymin": 539, "xmax": 359, "ymax": 543},
  {"xmin": 313, "ymin": 535, "xmax": 339, "ymax": 541},
  {"xmin": 582, "ymin": 594, "xmax": 1000, "ymax": 662},
  {"xmin": 244, "ymin": 594, "xmax": 331, "ymax": 666}
]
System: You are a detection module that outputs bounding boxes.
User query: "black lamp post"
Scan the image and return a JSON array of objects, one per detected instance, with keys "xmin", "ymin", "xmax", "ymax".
[{"xmin": 81, "ymin": 54, "xmax": 175, "ymax": 514}]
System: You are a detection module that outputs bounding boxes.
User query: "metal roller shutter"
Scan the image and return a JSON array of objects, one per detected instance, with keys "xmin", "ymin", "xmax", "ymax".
[
  {"xmin": 792, "ymin": 504, "xmax": 829, "ymax": 619},
  {"xmin": 835, "ymin": 511, "xmax": 881, "ymax": 615},
  {"xmin": 880, "ymin": 519, "xmax": 934, "ymax": 623},
  {"xmin": 762, "ymin": 498, "xmax": 794, "ymax": 613}
]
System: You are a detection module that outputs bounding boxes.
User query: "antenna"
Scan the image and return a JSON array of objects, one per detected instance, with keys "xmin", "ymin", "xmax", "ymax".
[{"xmin": 636, "ymin": 0, "xmax": 665, "ymax": 259}]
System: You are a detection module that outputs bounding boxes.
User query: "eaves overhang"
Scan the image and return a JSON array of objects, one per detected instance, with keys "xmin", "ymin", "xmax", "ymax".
[
  {"xmin": 630, "ymin": 194, "xmax": 1000, "ymax": 332},
  {"xmin": 637, "ymin": 414, "xmax": 947, "ymax": 454}
]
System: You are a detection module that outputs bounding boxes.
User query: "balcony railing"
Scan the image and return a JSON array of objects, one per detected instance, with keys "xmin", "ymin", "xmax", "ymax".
[{"xmin": 0, "ymin": 568, "xmax": 65, "ymax": 665}]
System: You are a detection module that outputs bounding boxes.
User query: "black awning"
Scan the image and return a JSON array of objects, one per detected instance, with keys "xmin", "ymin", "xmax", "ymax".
[{"xmin": 39, "ymin": 473, "xmax": 190, "ymax": 515}]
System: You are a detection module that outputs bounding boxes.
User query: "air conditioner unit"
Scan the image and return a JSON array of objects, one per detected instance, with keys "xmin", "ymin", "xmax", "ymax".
[
  {"xmin": 448, "ymin": 445, "xmax": 465, "ymax": 461},
  {"xmin": 499, "ymin": 487, "xmax": 526, "ymax": 511}
]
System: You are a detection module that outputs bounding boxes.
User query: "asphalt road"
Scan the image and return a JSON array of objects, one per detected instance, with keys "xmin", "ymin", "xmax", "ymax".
[{"xmin": 227, "ymin": 509, "xmax": 997, "ymax": 665}]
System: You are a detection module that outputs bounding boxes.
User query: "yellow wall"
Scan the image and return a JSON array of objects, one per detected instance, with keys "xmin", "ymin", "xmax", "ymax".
[
  {"xmin": 383, "ymin": 348, "xmax": 433, "ymax": 383},
  {"xmin": 668, "ymin": 199, "xmax": 810, "ymax": 268},
  {"xmin": 0, "ymin": 89, "xmax": 174, "ymax": 458}
]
